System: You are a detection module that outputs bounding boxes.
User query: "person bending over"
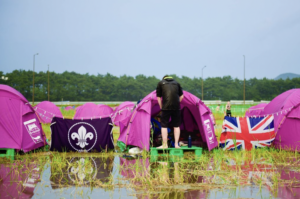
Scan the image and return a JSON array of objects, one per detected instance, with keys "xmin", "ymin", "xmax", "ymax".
[{"xmin": 156, "ymin": 75, "xmax": 184, "ymax": 149}]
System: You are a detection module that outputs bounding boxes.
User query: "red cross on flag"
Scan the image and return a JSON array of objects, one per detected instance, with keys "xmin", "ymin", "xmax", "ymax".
[{"xmin": 220, "ymin": 116, "xmax": 276, "ymax": 150}]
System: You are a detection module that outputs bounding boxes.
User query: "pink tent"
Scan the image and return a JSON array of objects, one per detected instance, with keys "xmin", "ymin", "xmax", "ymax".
[
  {"xmin": 118, "ymin": 90, "xmax": 218, "ymax": 151},
  {"xmin": 64, "ymin": 106, "xmax": 74, "ymax": 111},
  {"xmin": 73, "ymin": 103, "xmax": 113, "ymax": 119},
  {"xmin": 97, "ymin": 104, "xmax": 114, "ymax": 116},
  {"xmin": 245, "ymin": 103, "xmax": 268, "ymax": 117},
  {"xmin": 259, "ymin": 89, "xmax": 300, "ymax": 150},
  {"xmin": 0, "ymin": 85, "xmax": 46, "ymax": 152},
  {"xmin": 112, "ymin": 101, "xmax": 135, "ymax": 126},
  {"xmin": 35, "ymin": 101, "xmax": 63, "ymax": 123},
  {"xmin": 75, "ymin": 105, "xmax": 82, "ymax": 112}
]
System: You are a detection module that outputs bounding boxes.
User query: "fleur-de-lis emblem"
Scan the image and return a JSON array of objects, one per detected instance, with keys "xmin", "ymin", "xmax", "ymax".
[
  {"xmin": 70, "ymin": 158, "xmax": 94, "ymax": 182},
  {"xmin": 71, "ymin": 126, "xmax": 94, "ymax": 148}
]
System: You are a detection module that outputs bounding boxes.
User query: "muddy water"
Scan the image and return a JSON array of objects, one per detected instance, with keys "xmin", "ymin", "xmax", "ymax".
[{"xmin": 0, "ymin": 155, "xmax": 299, "ymax": 199}]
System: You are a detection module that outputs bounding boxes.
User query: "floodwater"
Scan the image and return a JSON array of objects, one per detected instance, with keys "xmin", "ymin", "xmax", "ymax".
[{"xmin": 1, "ymin": 155, "xmax": 300, "ymax": 199}]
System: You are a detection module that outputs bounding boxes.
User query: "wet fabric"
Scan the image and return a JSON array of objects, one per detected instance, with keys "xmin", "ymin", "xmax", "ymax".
[
  {"xmin": 258, "ymin": 89, "xmax": 300, "ymax": 150},
  {"xmin": 245, "ymin": 103, "xmax": 268, "ymax": 117},
  {"xmin": 0, "ymin": 84, "xmax": 46, "ymax": 152},
  {"xmin": 76, "ymin": 105, "xmax": 82, "ymax": 112},
  {"xmin": 118, "ymin": 90, "xmax": 218, "ymax": 151},
  {"xmin": 156, "ymin": 78, "xmax": 183, "ymax": 110},
  {"xmin": 35, "ymin": 101, "xmax": 63, "ymax": 123},
  {"xmin": 97, "ymin": 104, "xmax": 114, "ymax": 115},
  {"xmin": 112, "ymin": 101, "xmax": 135, "ymax": 126},
  {"xmin": 220, "ymin": 116, "xmax": 275, "ymax": 150},
  {"xmin": 74, "ymin": 103, "xmax": 113, "ymax": 119},
  {"xmin": 50, "ymin": 117, "xmax": 114, "ymax": 152}
]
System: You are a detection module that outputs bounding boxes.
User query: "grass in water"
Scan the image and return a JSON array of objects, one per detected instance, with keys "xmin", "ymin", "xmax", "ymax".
[{"xmin": 1, "ymin": 103, "xmax": 299, "ymax": 199}]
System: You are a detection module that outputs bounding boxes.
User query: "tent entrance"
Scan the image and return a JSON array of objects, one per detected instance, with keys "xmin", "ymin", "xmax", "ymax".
[
  {"xmin": 180, "ymin": 107, "xmax": 206, "ymax": 148},
  {"xmin": 150, "ymin": 107, "xmax": 205, "ymax": 148}
]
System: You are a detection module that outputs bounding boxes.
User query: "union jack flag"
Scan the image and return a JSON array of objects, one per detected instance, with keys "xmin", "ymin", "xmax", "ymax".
[{"xmin": 220, "ymin": 116, "xmax": 275, "ymax": 150}]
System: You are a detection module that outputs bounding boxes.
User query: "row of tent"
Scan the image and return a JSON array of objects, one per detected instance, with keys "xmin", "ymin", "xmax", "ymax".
[
  {"xmin": 35, "ymin": 91, "xmax": 218, "ymax": 151},
  {"xmin": 34, "ymin": 101, "xmax": 135, "ymax": 126},
  {"xmin": 1, "ymin": 83, "xmax": 299, "ymax": 153},
  {"xmin": 0, "ymin": 84, "xmax": 135, "ymax": 152},
  {"xmin": 0, "ymin": 84, "xmax": 218, "ymax": 152}
]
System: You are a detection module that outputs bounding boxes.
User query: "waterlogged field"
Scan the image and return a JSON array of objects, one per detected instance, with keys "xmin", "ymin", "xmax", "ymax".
[{"xmin": 1, "ymin": 105, "xmax": 300, "ymax": 199}]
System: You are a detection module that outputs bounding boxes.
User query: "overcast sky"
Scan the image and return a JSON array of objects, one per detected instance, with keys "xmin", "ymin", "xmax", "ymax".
[{"xmin": 0, "ymin": 0, "xmax": 299, "ymax": 79}]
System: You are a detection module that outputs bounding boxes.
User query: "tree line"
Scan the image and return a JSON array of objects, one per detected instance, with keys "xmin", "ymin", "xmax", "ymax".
[{"xmin": 1, "ymin": 70, "xmax": 299, "ymax": 102}]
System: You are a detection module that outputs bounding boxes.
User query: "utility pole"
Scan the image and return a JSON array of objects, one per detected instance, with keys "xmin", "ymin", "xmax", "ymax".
[
  {"xmin": 48, "ymin": 65, "xmax": 50, "ymax": 101},
  {"xmin": 202, "ymin": 65, "xmax": 206, "ymax": 100},
  {"xmin": 243, "ymin": 55, "xmax": 245, "ymax": 105},
  {"xmin": 32, "ymin": 53, "xmax": 38, "ymax": 105}
]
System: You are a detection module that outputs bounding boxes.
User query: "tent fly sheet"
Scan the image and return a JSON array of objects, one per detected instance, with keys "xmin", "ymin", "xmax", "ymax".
[
  {"xmin": 117, "ymin": 90, "xmax": 218, "ymax": 151},
  {"xmin": 0, "ymin": 84, "xmax": 46, "ymax": 152}
]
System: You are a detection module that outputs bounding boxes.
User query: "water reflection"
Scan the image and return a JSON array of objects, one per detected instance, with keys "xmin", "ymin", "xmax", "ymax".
[
  {"xmin": 276, "ymin": 165, "xmax": 300, "ymax": 199},
  {"xmin": 119, "ymin": 157, "xmax": 203, "ymax": 184},
  {"xmin": 134, "ymin": 188, "xmax": 208, "ymax": 199},
  {"xmin": 119, "ymin": 157, "xmax": 150, "ymax": 179},
  {"xmin": 0, "ymin": 160, "xmax": 42, "ymax": 198},
  {"xmin": 2, "ymin": 154, "xmax": 300, "ymax": 198},
  {"xmin": 119, "ymin": 157, "xmax": 207, "ymax": 199},
  {"xmin": 204, "ymin": 157, "xmax": 276, "ymax": 186},
  {"xmin": 50, "ymin": 156, "xmax": 114, "ymax": 188}
]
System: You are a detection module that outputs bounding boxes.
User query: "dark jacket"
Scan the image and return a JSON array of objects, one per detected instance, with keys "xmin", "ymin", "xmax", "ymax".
[{"xmin": 156, "ymin": 78, "xmax": 183, "ymax": 110}]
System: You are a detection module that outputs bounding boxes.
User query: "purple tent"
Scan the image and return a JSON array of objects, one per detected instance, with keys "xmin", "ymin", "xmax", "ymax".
[
  {"xmin": 75, "ymin": 105, "xmax": 82, "ymax": 112},
  {"xmin": 74, "ymin": 103, "xmax": 113, "ymax": 119},
  {"xmin": 35, "ymin": 101, "xmax": 63, "ymax": 123},
  {"xmin": 64, "ymin": 106, "xmax": 74, "ymax": 111},
  {"xmin": 259, "ymin": 89, "xmax": 300, "ymax": 150},
  {"xmin": 112, "ymin": 101, "xmax": 135, "ymax": 126},
  {"xmin": 0, "ymin": 85, "xmax": 46, "ymax": 152},
  {"xmin": 118, "ymin": 90, "xmax": 218, "ymax": 151},
  {"xmin": 74, "ymin": 103, "xmax": 97, "ymax": 119},
  {"xmin": 97, "ymin": 104, "xmax": 114, "ymax": 115},
  {"xmin": 245, "ymin": 103, "xmax": 268, "ymax": 117}
]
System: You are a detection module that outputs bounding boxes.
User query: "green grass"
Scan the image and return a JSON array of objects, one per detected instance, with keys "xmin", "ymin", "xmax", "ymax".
[{"xmin": 2, "ymin": 103, "xmax": 300, "ymax": 198}]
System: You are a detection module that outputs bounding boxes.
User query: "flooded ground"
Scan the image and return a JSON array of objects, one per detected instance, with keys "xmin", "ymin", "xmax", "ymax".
[{"xmin": 1, "ymin": 149, "xmax": 300, "ymax": 199}]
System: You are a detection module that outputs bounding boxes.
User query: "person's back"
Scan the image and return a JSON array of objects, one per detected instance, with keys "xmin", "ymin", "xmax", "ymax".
[
  {"xmin": 156, "ymin": 75, "xmax": 184, "ymax": 149},
  {"xmin": 157, "ymin": 78, "xmax": 182, "ymax": 110}
]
